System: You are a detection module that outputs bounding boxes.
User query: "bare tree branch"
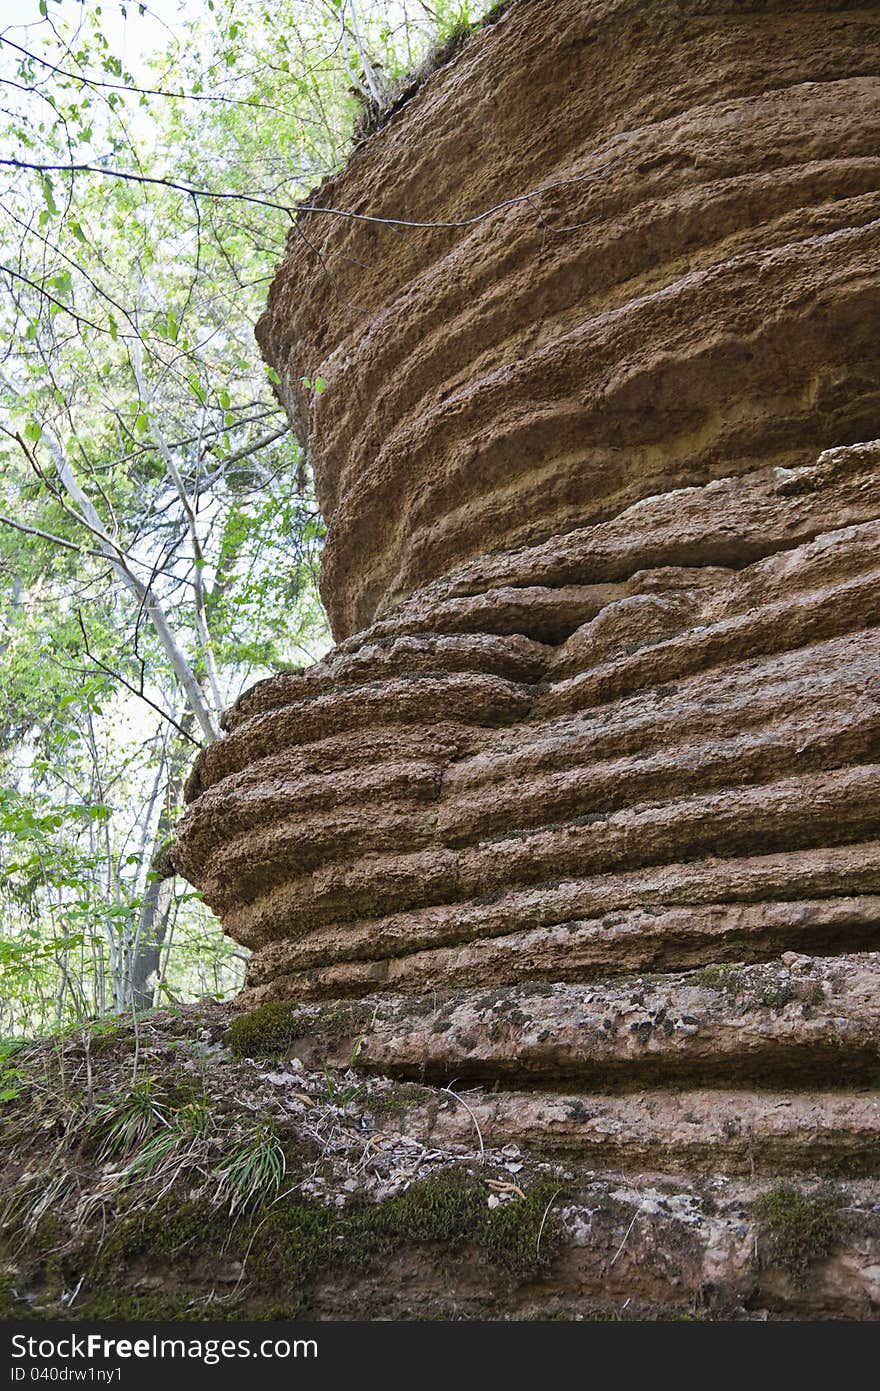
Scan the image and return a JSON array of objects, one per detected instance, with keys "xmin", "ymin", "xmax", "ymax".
[{"xmin": 75, "ymin": 611, "xmax": 202, "ymax": 748}]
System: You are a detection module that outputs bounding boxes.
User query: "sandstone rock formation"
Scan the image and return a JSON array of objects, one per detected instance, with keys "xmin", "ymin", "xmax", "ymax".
[{"xmin": 174, "ymin": 0, "xmax": 880, "ymax": 1315}]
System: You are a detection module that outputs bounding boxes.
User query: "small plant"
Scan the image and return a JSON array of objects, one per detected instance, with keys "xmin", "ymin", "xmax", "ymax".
[
  {"xmin": 122, "ymin": 1100, "xmax": 212, "ymax": 1184},
  {"xmin": 760, "ymin": 982, "xmax": 795, "ymax": 1011},
  {"xmin": 753, "ymin": 1185, "xmax": 845, "ymax": 1275},
  {"xmin": 87, "ymin": 1076, "xmax": 170, "ymax": 1161},
  {"xmin": 0, "ymin": 1040, "xmax": 26, "ymax": 1104},
  {"xmin": 214, "ymin": 1123, "xmax": 286, "ymax": 1213},
  {"xmin": 322, "ymin": 1034, "xmax": 369, "ymax": 1111}
]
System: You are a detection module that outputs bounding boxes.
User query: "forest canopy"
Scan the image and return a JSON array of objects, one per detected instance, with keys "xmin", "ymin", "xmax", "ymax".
[{"xmin": 0, "ymin": 0, "xmax": 492, "ymax": 1037}]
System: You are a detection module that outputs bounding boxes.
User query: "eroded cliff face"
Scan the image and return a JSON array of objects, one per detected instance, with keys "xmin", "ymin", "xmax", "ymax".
[{"xmin": 173, "ymin": 0, "xmax": 880, "ymax": 1315}]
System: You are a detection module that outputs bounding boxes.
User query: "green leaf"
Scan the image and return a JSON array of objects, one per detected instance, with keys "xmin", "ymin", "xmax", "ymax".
[
  {"xmin": 48, "ymin": 269, "xmax": 72, "ymax": 298},
  {"xmin": 40, "ymin": 175, "xmax": 58, "ymax": 216}
]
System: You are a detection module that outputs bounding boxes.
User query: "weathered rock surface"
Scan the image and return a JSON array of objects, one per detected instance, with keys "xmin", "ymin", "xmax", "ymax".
[{"xmin": 173, "ymin": 0, "xmax": 880, "ymax": 1317}]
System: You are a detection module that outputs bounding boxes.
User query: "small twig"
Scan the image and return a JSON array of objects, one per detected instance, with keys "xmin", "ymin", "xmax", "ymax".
[
  {"xmin": 440, "ymin": 1085, "xmax": 484, "ymax": 1163},
  {"xmin": 535, "ymin": 1187, "xmax": 563, "ymax": 1263},
  {"xmin": 609, "ymin": 1202, "xmax": 644, "ymax": 1268}
]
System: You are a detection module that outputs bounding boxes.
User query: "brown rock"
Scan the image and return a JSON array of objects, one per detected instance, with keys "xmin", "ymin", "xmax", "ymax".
[{"xmin": 173, "ymin": 0, "xmax": 880, "ymax": 1317}]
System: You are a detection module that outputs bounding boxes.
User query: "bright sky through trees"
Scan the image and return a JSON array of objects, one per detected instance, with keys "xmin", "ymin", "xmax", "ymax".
[{"xmin": 0, "ymin": 0, "xmax": 491, "ymax": 1036}]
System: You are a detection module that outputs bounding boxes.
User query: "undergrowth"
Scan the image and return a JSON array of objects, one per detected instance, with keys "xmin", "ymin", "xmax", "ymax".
[{"xmin": 0, "ymin": 1004, "xmax": 570, "ymax": 1320}]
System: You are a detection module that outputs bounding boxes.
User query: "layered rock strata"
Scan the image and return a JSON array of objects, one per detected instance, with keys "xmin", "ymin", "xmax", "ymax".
[{"xmin": 174, "ymin": 0, "xmax": 880, "ymax": 1313}]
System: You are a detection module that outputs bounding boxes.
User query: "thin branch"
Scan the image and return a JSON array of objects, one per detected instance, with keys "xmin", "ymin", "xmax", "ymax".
[
  {"xmin": 0, "ymin": 156, "xmax": 564, "ymax": 232},
  {"xmin": 132, "ymin": 341, "xmax": 224, "ymax": 713},
  {"xmin": 208, "ymin": 424, "xmax": 290, "ymax": 473},
  {"xmin": 75, "ymin": 611, "xmax": 202, "ymax": 748},
  {"xmin": 0, "ymin": 262, "xmax": 108, "ymax": 335},
  {"xmin": 0, "ymin": 36, "xmax": 309, "ymax": 120},
  {"xmin": 7, "ymin": 421, "xmax": 220, "ymax": 742},
  {"xmin": 0, "ymin": 509, "xmax": 100, "ymax": 558}
]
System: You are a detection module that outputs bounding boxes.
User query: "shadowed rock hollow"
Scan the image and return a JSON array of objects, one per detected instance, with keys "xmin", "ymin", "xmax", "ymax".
[{"xmin": 174, "ymin": 0, "xmax": 880, "ymax": 1316}]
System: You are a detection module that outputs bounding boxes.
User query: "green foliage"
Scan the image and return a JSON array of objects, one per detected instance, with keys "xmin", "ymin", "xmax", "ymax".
[
  {"xmin": 0, "ymin": 1039, "xmax": 26, "ymax": 1104},
  {"xmin": 88, "ymin": 1077, "xmax": 172, "ymax": 1161},
  {"xmin": 252, "ymin": 1171, "xmax": 568, "ymax": 1292},
  {"xmin": 213, "ymin": 1123, "xmax": 287, "ymax": 1212},
  {"xmin": 753, "ymin": 1185, "xmax": 846, "ymax": 1274},
  {"xmin": 480, "ymin": 1176, "xmax": 568, "ymax": 1275},
  {"xmin": 760, "ymin": 983, "xmax": 796, "ymax": 1011},
  {"xmin": 0, "ymin": 0, "xmax": 495, "ymax": 1043},
  {"xmin": 693, "ymin": 964, "xmax": 743, "ymax": 994},
  {"xmin": 227, "ymin": 1000, "xmax": 373, "ymax": 1060}
]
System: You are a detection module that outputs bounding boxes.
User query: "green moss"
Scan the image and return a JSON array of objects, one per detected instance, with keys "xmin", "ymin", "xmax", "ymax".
[
  {"xmin": 250, "ymin": 1171, "xmax": 570, "ymax": 1295},
  {"xmin": 78, "ymin": 1290, "xmax": 245, "ymax": 1321},
  {"xmin": 760, "ymin": 982, "xmax": 795, "ymax": 1011},
  {"xmin": 227, "ymin": 1001, "xmax": 371, "ymax": 1060},
  {"xmin": 482, "ymin": 1177, "xmax": 568, "ymax": 1276},
  {"xmin": 9, "ymin": 1166, "xmax": 570, "ymax": 1319},
  {"xmin": 693, "ymin": 965, "xmax": 743, "ymax": 995},
  {"xmin": 363, "ymin": 1082, "xmax": 429, "ymax": 1119},
  {"xmin": 248, "ymin": 1202, "xmax": 335, "ymax": 1297},
  {"xmin": 0, "ymin": 1272, "xmax": 18, "ymax": 1318},
  {"xmin": 92, "ymin": 1197, "xmax": 232, "ymax": 1276},
  {"xmin": 172, "ymin": 1172, "xmax": 566, "ymax": 1297},
  {"xmin": 341, "ymin": 1171, "xmax": 488, "ymax": 1270},
  {"xmin": 312, "ymin": 1002, "xmax": 372, "ymax": 1044},
  {"xmin": 226, "ymin": 1002, "xmax": 306, "ymax": 1058},
  {"xmin": 753, "ymin": 1185, "xmax": 845, "ymax": 1275}
]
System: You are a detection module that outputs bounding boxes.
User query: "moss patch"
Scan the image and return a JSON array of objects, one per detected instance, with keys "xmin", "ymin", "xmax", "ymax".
[
  {"xmin": 249, "ymin": 1170, "xmax": 568, "ymax": 1300},
  {"xmin": 227, "ymin": 1001, "xmax": 371, "ymax": 1060},
  {"xmin": 14, "ymin": 1171, "xmax": 569, "ymax": 1319},
  {"xmin": 226, "ymin": 1002, "xmax": 307, "ymax": 1058},
  {"xmin": 693, "ymin": 965, "xmax": 743, "ymax": 995},
  {"xmin": 753, "ymin": 1185, "xmax": 846, "ymax": 1276}
]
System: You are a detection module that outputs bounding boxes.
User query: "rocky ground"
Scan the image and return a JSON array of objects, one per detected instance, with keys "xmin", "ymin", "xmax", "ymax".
[{"xmin": 2, "ymin": 1001, "xmax": 879, "ymax": 1321}]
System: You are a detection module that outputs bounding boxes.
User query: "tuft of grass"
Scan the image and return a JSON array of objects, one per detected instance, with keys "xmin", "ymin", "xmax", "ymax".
[
  {"xmin": 87, "ymin": 1076, "xmax": 171, "ymax": 1161},
  {"xmin": 213, "ymin": 1123, "xmax": 287, "ymax": 1213},
  {"xmin": 753, "ymin": 1185, "xmax": 845, "ymax": 1275}
]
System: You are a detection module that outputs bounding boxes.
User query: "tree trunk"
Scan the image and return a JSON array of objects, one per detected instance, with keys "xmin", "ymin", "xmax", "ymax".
[{"xmin": 127, "ymin": 721, "xmax": 194, "ymax": 1010}]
